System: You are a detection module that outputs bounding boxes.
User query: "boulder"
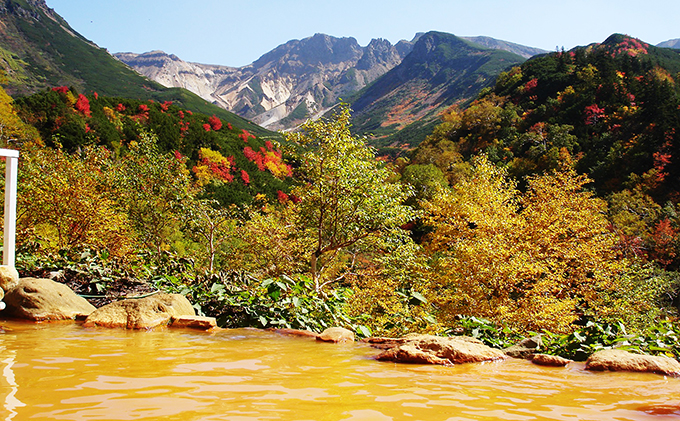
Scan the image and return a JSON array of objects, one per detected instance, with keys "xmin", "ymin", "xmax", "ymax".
[
  {"xmin": 3, "ymin": 277, "xmax": 96, "ymax": 321},
  {"xmin": 83, "ymin": 293, "xmax": 195, "ymax": 329},
  {"xmin": 531, "ymin": 353, "xmax": 571, "ymax": 367},
  {"xmin": 0, "ymin": 265, "xmax": 19, "ymax": 292},
  {"xmin": 363, "ymin": 336, "xmax": 407, "ymax": 350},
  {"xmin": 585, "ymin": 349, "xmax": 680, "ymax": 377},
  {"xmin": 170, "ymin": 315, "xmax": 217, "ymax": 330},
  {"xmin": 316, "ymin": 327, "xmax": 355, "ymax": 343},
  {"xmin": 376, "ymin": 334, "xmax": 507, "ymax": 365},
  {"xmin": 504, "ymin": 335, "xmax": 543, "ymax": 359}
]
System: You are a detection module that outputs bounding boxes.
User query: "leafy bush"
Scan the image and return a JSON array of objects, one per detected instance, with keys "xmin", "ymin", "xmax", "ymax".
[
  {"xmin": 156, "ymin": 270, "xmax": 352, "ymax": 333},
  {"xmin": 541, "ymin": 320, "xmax": 680, "ymax": 361}
]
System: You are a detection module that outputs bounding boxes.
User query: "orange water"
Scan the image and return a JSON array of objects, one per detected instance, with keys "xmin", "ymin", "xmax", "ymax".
[{"xmin": 0, "ymin": 320, "xmax": 679, "ymax": 421}]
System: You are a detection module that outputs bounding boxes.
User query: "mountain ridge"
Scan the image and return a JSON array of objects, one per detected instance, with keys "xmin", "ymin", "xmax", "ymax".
[
  {"xmin": 116, "ymin": 33, "xmax": 415, "ymax": 131},
  {"xmin": 0, "ymin": 0, "xmax": 271, "ymax": 136},
  {"xmin": 116, "ymin": 32, "xmax": 544, "ymax": 134}
]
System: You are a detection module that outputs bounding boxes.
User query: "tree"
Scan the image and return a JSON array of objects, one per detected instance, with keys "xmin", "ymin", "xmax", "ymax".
[
  {"xmin": 424, "ymin": 155, "xmax": 626, "ymax": 333},
  {"xmin": 285, "ymin": 106, "xmax": 418, "ymax": 289},
  {"xmin": 114, "ymin": 132, "xmax": 193, "ymax": 256},
  {"xmin": 0, "ymin": 85, "xmax": 41, "ymax": 147}
]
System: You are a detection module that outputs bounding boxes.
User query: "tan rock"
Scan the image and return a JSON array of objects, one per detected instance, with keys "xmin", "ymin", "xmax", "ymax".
[
  {"xmin": 363, "ymin": 336, "xmax": 407, "ymax": 350},
  {"xmin": 83, "ymin": 293, "xmax": 195, "ymax": 330},
  {"xmin": 531, "ymin": 353, "xmax": 571, "ymax": 367},
  {"xmin": 272, "ymin": 328, "xmax": 319, "ymax": 338},
  {"xmin": 376, "ymin": 334, "xmax": 507, "ymax": 365},
  {"xmin": 504, "ymin": 335, "xmax": 543, "ymax": 359},
  {"xmin": 317, "ymin": 327, "xmax": 355, "ymax": 343},
  {"xmin": 0, "ymin": 265, "xmax": 19, "ymax": 292},
  {"xmin": 0, "ymin": 285, "xmax": 4, "ymax": 301},
  {"xmin": 3, "ymin": 277, "xmax": 96, "ymax": 321},
  {"xmin": 585, "ymin": 349, "xmax": 680, "ymax": 377},
  {"xmin": 170, "ymin": 315, "xmax": 217, "ymax": 330}
]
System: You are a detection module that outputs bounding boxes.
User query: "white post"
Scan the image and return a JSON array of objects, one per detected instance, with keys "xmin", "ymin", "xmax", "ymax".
[{"xmin": 0, "ymin": 149, "xmax": 19, "ymax": 267}]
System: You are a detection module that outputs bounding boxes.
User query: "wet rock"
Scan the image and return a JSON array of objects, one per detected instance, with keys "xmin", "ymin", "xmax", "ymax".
[
  {"xmin": 317, "ymin": 327, "xmax": 355, "ymax": 343},
  {"xmin": 504, "ymin": 335, "xmax": 543, "ymax": 359},
  {"xmin": 83, "ymin": 293, "xmax": 195, "ymax": 329},
  {"xmin": 363, "ymin": 336, "xmax": 407, "ymax": 350},
  {"xmin": 531, "ymin": 353, "xmax": 571, "ymax": 367},
  {"xmin": 0, "ymin": 265, "xmax": 19, "ymax": 292},
  {"xmin": 3, "ymin": 277, "xmax": 96, "ymax": 320},
  {"xmin": 272, "ymin": 328, "xmax": 319, "ymax": 338},
  {"xmin": 585, "ymin": 349, "xmax": 680, "ymax": 377},
  {"xmin": 376, "ymin": 334, "xmax": 507, "ymax": 365},
  {"xmin": 170, "ymin": 315, "xmax": 217, "ymax": 330}
]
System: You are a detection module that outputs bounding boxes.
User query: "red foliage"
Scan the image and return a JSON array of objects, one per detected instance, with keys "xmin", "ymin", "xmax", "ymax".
[
  {"xmin": 240, "ymin": 169, "xmax": 250, "ymax": 185},
  {"xmin": 85, "ymin": 123, "xmax": 91, "ymax": 133},
  {"xmin": 227, "ymin": 123, "xmax": 233, "ymax": 130},
  {"xmin": 52, "ymin": 86, "xmax": 69, "ymax": 94},
  {"xmin": 75, "ymin": 94, "xmax": 92, "ymax": 117},
  {"xmin": 277, "ymin": 190, "xmax": 289, "ymax": 203},
  {"xmin": 208, "ymin": 115, "xmax": 222, "ymax": 131},
  {"xmin": 178, "ymin": 110, "xmax": 185, "ymax": 119},
  {"xmin": 524, "ymin": 78, "xmax": 538, "ymax": 93},
  {"xmin": 116, "ymin": 103, "xmax": 126, "ymax": 112},
  {"xmin": 174, "ymin": 150, "xmax": 184, "ymax": 161},
  {"xmin": 239, "ymin": 129, "xmax": 255, "ymax": 142},
  {"xmin": 93, "ymin": 92, "xmax": 99, "ymax": 100},
  {"xmin": 650, "ymin": 218, "xmax": 678, "ymax": 268},
  {"xmin": 138, "ymin": 104, "xmax": 150, "ymax": 113},
  {"xmin": 203, "ymin": 123, "xmax": 212, "ymax": 132},
  {"xmin": 584, "ymin": 104, "xmax": 605, "ymax": 125}
]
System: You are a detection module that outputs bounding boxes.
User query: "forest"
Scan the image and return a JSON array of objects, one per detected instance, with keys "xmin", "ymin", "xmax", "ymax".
[{"xmin": 2, "ymin": 34, "xmax": 680, "ymax": 360}]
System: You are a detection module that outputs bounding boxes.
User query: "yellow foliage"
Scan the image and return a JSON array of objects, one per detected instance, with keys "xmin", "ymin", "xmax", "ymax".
[{"xmin": 424, "ymin": 155, "xmax": 625, "ymax": 333}]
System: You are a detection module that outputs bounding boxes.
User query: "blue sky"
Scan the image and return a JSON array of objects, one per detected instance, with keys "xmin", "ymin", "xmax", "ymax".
[{"xmin": 45, "ymin": 0, "xmax": 680, "ymax": 67}]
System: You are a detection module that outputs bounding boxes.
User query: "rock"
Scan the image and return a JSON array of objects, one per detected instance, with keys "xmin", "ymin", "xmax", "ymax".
[
  {"xmin": 83, "ymin": 293, "xmax": 195, "ymax": 330},
  {"xmin": 170, "ymin": 315, "xmax": 217, "ymax": 330},
  {"xmin": 376, "ymin": 334, "xmax": 507, "ymax": 365},
  {"xmin": 585, "ymin": 349, "xmax": 680, "ymax": 377},
  {"xmin": 363, "ymin": 336, "xmax": 407, "ymax": 350},
  {"xmin": 0, "ymin": 265, "xmax": 19, "ymax": 292},
  {"xmin": 504, "ymin": 335, "xmax": 543, "ymax": 359},
  {"xmin": 531, "ymin": 353, "xmax": 571, "ymax": 367},
  {"xmin": 3, "ymin": 277, "xmax": 96, "ymax": 321},
  {"xmin": 0, "ymin": 285, "xmax": 4, "ymax": 301},
  {"xmin": 316, "ymin": 327, "xmax": 355, "ymax": 343},
  {"xmin": 272, "ymin": 328, "xmax": 319, "ymax": 339}
]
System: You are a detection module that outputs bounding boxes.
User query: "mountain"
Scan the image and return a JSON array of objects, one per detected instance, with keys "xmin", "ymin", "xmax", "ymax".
[
  {"xmin": 413, "ymin": 33, "xmax": 680, "ymax": 201},
  {"xmin": 658, "ymin": 39, "xmax": 680, "ymax": 49},
  {"xmin": 347, "ymin": 31, "xmax": 526, "ymax": 152},
  {"xmin": 461, "ymin": 36, "xmax": 548, "ymax": 58},
  {"xmin": 116, "ymin": 34, "xmax": 415, "ymax": 131},
  {"xmin": 0, "ymin": 0, "xmax": 270, "ymax": 136}
]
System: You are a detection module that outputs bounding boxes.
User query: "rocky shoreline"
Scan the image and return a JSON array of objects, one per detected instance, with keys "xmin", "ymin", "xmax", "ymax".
[{"xmin": 2, "ymin": 269, "xmax": 680, "ymax": 378}]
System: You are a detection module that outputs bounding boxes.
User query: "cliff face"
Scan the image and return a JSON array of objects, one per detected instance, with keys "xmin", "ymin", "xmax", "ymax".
[{"xmin": 116, "ymin": 34, "xmax": 414, "ymax": 130}]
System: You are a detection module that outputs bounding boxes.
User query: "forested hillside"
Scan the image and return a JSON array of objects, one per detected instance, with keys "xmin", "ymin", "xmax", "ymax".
[{"xmin": 409, "ymin": 34, "xmax": 680, "ymax": 271}]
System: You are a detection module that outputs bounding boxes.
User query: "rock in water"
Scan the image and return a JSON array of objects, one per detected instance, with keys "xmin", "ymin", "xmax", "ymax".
[
  {"xmin": 84, "ymin": 293, "xmax": 195, "ymax": 329},
  {"xmin": 316, "ymin": 327, "xmax": 355, "ymax": 343},
  {"xmin": 169, "ymin": 315, "xmax": 217, "ymax": 330},
  {"xmin": 0, "ymin": 265, "xmax": 19, "ymax": 292},
  {"xmin": 376, "ymin": 334, "xmax": 507, "ymax": 365},
  {"xmin": 3, "ymin": 277, "xmax": 96, "ymax": 320},
  {"xmin": 531, "ymin": 353, "xmax": 571, "ymax": 367},
  {"xmin": 585, "ymin": 349, "xmax": 680, "ymax": 376}
]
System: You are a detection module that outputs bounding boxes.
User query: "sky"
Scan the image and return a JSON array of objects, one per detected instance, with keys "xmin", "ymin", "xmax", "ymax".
[{"xmin": 45, "ymin": 0, "xmax": 680, "ymax": 68}]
